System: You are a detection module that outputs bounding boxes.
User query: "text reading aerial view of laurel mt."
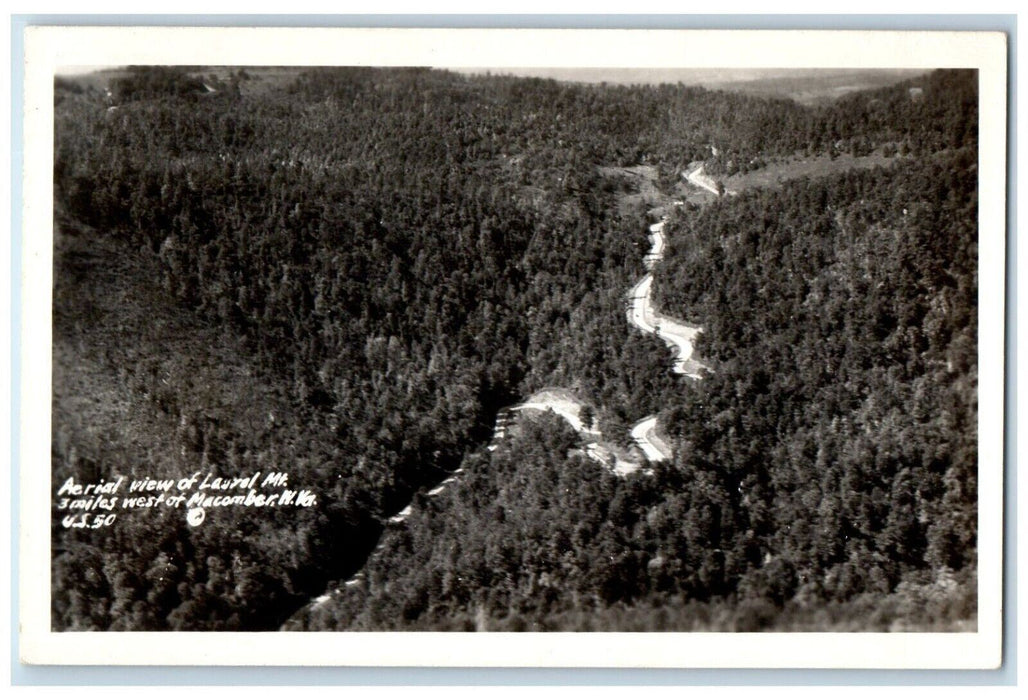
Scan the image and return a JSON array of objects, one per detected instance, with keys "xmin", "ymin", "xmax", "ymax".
[{"xmin": 52, "ymin": 66, "xmax": 978, "ymax": 632}]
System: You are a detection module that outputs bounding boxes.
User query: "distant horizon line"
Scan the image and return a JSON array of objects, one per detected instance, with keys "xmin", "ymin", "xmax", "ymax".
[
  {"xmin": 453, "ymin": 67, "xmax": 928, "ymax": 86},
  {"xmin": 56, "ymin": 65, "xmax": 929, "ymax": 87}
]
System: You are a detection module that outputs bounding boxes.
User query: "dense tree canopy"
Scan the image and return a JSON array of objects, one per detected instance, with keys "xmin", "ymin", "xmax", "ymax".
[{"xmin": 53, "ymin": 67, "xmax": 978, "ymax": 631}]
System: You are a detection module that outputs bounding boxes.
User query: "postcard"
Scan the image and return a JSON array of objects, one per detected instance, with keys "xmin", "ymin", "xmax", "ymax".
[{"xmin": 19, "ymin": 25, "xmax": 1007, "ymax": 667}]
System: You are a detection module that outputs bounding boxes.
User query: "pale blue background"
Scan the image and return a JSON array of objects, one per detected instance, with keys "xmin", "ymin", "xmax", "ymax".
[{"xmin": 10, "ymin": 12, "xmax": 1017, "ymax": 686}]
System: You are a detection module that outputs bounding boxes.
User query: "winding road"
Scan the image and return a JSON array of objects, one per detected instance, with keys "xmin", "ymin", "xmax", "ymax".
[
  {"xmin": 627, "ymin": 222, "xmax": 706, "ymax": 381},
  {"xmin": 484, "ymin": 212, "xmax": 706, "ymax": 467},
  {"xmin": 409, "ymin": 193, "xmax": 709, "ymax": 510},
  {"xmin": 684, "ymin": 163, "xmax": 721, "ymax": 196},
  {"xmin": 300, "ymin": 172, "xmax": 712, "ymax": 618},
  {"xmin": 488, "ymin": 394, "xmax": 601, "ymax": 451},
  {"xmin": 623, "ymin": 217, "xmax": 706, "ymax": 462},
  {"xmin": 630, "ymin": 416, "xmax": 668, "ymax": 462}
]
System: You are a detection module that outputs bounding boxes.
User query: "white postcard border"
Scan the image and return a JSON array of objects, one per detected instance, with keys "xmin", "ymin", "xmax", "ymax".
[{"xmin": 20, "ymin": 26, "xmax": 1008, "ymax": 668}]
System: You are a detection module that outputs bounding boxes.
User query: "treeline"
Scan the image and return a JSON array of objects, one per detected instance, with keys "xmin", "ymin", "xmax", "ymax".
[
  {"xmin": 110, "ymin": 66, "xmax": 210, "ymax": 103},
  {"xmin": 300, "ymin": 151, "xmax": 977, "ymax": 632},
  {"xmin": 702, "ymin": 69, "xmax": 978, "ymax": 176}
]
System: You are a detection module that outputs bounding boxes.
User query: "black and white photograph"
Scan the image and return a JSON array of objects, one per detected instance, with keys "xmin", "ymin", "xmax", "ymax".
[{"xmin": 19, "ymin": 26, "xmax": 1007, "ymax": 668}]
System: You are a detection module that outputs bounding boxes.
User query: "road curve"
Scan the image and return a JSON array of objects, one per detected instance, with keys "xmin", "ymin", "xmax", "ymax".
[
  {"xmin": 630, "ymin": 415, "xmax": 671, "ymax": 462},
  {"xmin": 684, "ymin": 163, "xmax": 721, "ymax": 196},
  {"xmin": 509, "ymin": 400, "xmax": 602, "ymax": 435},
  {"xmin": 627, "ymin": 222, "xmax": 705, "ymax": 380},
  {"xmin": 296, "ymin": 176, "xmax": 709, "ymax": 622}
]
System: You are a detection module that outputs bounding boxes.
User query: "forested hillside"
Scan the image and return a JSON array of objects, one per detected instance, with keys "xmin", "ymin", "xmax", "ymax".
[
  {"xmin": 53, "ymin": 66, "xmax": 977, "ymax": 631},
  {"xmin": 297, "ymin": 151, "xmax": 978, "ymax": 632}
]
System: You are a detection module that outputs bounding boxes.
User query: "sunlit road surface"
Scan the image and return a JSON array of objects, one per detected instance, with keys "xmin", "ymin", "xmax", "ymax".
[
  {"xmin": 684, "ymin": 163, "xmax": 721, "ymax": 196},
  {"xmin": 628, "ymin": 225, "xmax": 705, "ymax": 380},
  {"xmin": 630, "ymin": 415, "xmax": 671, "ymax": 462},
  {"xmin": 301, "ymin": 208, "xmax": 710, "ymax": 618}
]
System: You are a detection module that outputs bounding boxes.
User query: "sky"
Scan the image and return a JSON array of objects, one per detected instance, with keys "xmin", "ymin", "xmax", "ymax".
[
  {"xmin": 57, "ymin": 65, "xmax": 924, "ymax": 87},
  {"xmin": 55, "ymin": 65, "xmax": 116, "ymax": 76},
  {"xmin": 452, "ymin": 67, "xmax": 924, "ymax": 86}
]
